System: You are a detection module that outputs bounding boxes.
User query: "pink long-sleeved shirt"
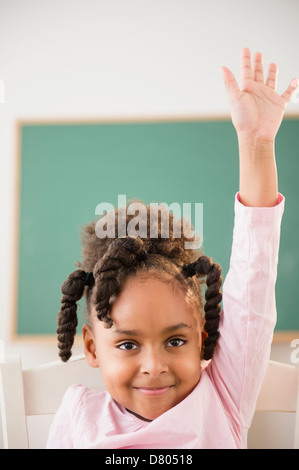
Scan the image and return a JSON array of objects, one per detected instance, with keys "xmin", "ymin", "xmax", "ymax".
[{"xmin": 46, "ymin": 193, "xmax": 284, "ymax": 449}]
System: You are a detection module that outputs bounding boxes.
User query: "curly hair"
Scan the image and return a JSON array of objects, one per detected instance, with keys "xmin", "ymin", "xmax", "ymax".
[{"xmin": 57, "ymin": 201, "xmax": 222, "ymax": 362}]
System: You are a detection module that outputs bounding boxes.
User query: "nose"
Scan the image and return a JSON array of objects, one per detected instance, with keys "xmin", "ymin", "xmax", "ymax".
[{"xmin": 140, "ymin": 347, "xmax": 168, "ymax": 377}]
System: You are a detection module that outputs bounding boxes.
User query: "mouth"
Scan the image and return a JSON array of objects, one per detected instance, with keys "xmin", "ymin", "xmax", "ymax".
[{"xmin": 133, "ymin": 385, "xmax": 174, "ymax": 396}]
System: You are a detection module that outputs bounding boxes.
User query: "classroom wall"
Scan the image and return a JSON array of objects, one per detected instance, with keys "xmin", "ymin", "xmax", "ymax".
[{"xmin": 0, "ymin": 0, "xmax": 299, "ymax": 449}]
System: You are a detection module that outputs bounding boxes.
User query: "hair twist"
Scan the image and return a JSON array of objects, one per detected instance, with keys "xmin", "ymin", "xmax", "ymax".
[
  {"xmin": 57, "ymin": 269, "xmax": 87, "ymax": 362},
  {"xmin": 183, "ymin": 255, "xmax": 222, "ymax": 360}
]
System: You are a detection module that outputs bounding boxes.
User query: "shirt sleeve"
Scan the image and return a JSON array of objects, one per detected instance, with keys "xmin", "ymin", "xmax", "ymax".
[
  {"xmin": 206, "ymin": 193, "xmax": 285, "ymax": 430},
  {"xmin": 45, "ymin": 384, "xmax": 85, "ymax": 449}
]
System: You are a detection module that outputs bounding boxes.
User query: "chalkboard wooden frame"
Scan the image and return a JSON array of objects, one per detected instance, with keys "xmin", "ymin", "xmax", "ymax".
[{"xmin": 12, "ymin": 116, "xmax": 299, "ymax": 343}]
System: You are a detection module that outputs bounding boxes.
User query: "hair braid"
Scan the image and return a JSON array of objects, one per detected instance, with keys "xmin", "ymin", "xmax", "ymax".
[
  {"xmin": 57, "ymin": 269, "xmax": 87, "ymax": 362},
  {"xmin": 183, "ymin": 255, "xmax": 222, "ymax": 360}
]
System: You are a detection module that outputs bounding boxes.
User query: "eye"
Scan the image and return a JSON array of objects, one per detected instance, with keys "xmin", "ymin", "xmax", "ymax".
[
  {"xmin": 166, "ymin": 338, "xmax": 186, "ymax": 348},
  {"xmin": 118, "ymin": 342, "xmax": 138, "ymax": 351}
]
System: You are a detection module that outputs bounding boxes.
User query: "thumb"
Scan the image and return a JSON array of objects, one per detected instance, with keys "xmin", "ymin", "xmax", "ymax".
[{"xmin": 220, "ymin": 66, "xmax": 240, "ymax": 103}]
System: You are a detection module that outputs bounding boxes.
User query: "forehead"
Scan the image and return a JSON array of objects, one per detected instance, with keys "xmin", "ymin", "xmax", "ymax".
[{"xmin": 93, "ymin": 273, "xmax": 200, "ymax": 333}]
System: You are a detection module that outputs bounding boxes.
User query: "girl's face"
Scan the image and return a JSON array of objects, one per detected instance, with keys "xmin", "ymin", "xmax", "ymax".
[{"xmin": 83, "ymin": 274, "xmax": 203, "ymax": 421}]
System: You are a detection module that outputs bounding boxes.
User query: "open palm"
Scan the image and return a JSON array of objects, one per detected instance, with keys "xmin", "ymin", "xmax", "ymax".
[{"xmin": 221, "ymin": 48, "xmax": 297, "ymax": 141}]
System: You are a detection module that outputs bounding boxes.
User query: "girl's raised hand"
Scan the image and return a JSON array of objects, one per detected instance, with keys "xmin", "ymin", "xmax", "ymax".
[{"xmin": 221, "ymin": 48, "xmax": 298, "ymax": 142}]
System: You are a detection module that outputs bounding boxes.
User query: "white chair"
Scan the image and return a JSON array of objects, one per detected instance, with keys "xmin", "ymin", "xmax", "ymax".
[
  {"xmin": 0, "ymin": 355, "xmax": 298, "ymax": 448},
  {"xmin": 0, "ymin": 354, "xmax": 103, "ymax": 449},
  {"xmin": 249, "ymin": 360, "xmax": 299, "ymax": 449}
]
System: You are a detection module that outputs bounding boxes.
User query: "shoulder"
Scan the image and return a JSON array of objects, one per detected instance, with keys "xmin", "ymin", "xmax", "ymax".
[
  {"xmin": 51, "ymin": 384, "xmax": 109, "ymax": 423},
  {"xmin": 61, "ymin": 383, "xmax": 109, "ymax": 411},
  {"xmin": 59, "ymin": 383, "xmax": 86, "ymax": 409},
  {"xmin": 46, "ymin": 385, "xmax": 109, "ymax": 448}
]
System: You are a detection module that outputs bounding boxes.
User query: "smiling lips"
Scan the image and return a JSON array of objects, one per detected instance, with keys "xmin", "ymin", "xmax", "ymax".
[{"xmin": 134, "ymin": 386, "xmax": 174, "ymax": 396}]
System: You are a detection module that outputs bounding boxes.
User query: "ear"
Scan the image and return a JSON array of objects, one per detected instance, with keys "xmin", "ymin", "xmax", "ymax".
[{"xmin": 82, "ymin": 323, "xmax": 99, "ymax": 368}]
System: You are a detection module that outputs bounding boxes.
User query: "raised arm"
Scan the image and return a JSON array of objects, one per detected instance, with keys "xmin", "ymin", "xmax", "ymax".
[{"xmin": 221, "ymin": 47, "xmax": 298, "ymax": 207}]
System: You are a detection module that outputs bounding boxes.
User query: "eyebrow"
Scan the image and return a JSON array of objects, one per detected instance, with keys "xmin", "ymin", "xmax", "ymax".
[{"xmin": 112, "ymin": 323, "xmax": 192, "ymax": 336}]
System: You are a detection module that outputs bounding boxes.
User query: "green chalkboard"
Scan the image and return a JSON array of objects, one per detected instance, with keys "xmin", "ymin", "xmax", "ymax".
[{"xmin": 14, "ymin": 117, "xmax": 299, "ymax": 337}]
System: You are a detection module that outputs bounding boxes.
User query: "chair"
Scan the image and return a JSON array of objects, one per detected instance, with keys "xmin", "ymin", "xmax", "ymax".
[
  {"xmin": 0, "ymin": 355, "xmax": 298, "ymax": 448},
  {"xmin": 0, "ymin": 353, "xmax": 103, "ymax": 449},
  {"xmin": 250, "ymin": 360, "xmax": 299, "ymax": 449}
]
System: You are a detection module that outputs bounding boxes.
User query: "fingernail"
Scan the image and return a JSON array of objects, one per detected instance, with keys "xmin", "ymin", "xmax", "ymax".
[{"xmin": 291, "ymin": 78, "xmax": 299, "ymax": 88}]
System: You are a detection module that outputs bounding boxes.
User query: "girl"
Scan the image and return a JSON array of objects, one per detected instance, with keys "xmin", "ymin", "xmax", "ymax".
[{"xmin": 47, "ymin": 48, "xmax": 298, "ymax": 449}]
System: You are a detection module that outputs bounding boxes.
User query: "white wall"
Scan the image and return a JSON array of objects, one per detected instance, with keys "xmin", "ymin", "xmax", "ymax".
[{"xmin": 0, "ymin": 0, "xmax": 299, "ymax": 448}]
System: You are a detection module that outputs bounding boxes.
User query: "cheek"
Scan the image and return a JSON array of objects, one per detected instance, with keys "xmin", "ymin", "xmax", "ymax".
[
  {"xmin": 98, "ymin": 350, "xmax": 136, "ymax": 388},
  {"xmin": 173, "ymin": 345, "xmax": 202, "ymax": 379}
]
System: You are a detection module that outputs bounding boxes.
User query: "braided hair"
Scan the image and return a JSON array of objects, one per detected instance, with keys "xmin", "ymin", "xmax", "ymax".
[
  {"xmin": 57, "ymin": 270, "xmax": 94, "ymax": 362},
  {"xmin": 57, "ymin": 202, "xmax": 222, "ymax": 362},
  {"xmin": 182, "ymin": 256, "xmax": 222, "ymax": 360}
]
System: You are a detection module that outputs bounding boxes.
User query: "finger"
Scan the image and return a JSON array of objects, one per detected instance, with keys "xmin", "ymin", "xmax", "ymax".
[
  {"xmin": 240, "ymin": 47, "xmax": 252, "ymax": 86},
  {"xmin": 220, "ymin": 66, "xmax": 240, "ymax": 103},
  {"xmin": 281, "ymin": 78, "xmax": 299, "ymax": 104},
  {"xmin": 253, "ymin": 51, "xmax": 264, "ymax": 83},
  {"xmin": 265, "ymin": 63, "xmax": 278, "ymax": 90}
]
